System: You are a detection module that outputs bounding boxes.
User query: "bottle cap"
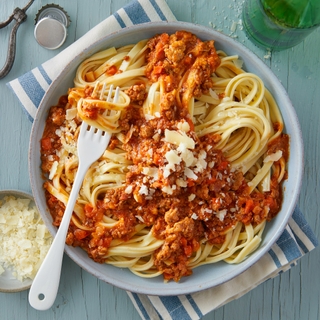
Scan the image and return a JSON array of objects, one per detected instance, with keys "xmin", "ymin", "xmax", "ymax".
[{"xmin": 34, "ymin": 4, "xmax": 71, "ymax": 50}]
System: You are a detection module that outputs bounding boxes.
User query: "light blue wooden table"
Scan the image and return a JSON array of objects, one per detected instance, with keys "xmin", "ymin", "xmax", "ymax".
[{"xmin": 0, "ymin": 0, "xmax": 319, "ymax": 319}]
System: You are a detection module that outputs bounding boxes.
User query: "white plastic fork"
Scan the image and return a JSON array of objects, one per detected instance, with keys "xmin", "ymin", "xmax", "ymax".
[{"xmin": 29, "ymin": 86, "xmax": 120, "ymax": 310}]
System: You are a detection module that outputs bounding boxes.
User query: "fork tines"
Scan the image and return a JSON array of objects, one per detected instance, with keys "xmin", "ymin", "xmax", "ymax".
[{"xmin": 91, "ymin": 83, "xmax": 120, "ymax": 103}]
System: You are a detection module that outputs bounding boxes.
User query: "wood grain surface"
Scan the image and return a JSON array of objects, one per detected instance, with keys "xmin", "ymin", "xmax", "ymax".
[{"xmin": 0, "ymin": 0, "xmax": 319, "ymax": 319}]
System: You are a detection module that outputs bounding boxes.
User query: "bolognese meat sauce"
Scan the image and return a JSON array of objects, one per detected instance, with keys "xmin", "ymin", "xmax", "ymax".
[{"xmin": 40, "ymin": 31, "xmax": 289, "ymax": 282}]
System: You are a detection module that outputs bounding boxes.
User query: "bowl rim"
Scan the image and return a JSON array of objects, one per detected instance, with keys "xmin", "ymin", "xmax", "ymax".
[
  {"xmin": 0, "ymin": 189, "xmax": 35, "ymax": 293},
  {"xmin": 29, "ymin": 21, "xmax": 304, "ymax": 296}
]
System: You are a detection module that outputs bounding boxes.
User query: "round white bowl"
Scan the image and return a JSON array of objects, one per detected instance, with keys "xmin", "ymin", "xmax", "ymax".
[
  {"xmin": 29, "ymin": 21, "xmax": 303, "ymax": 296},
  {"xmin": 0, "ymin": 190, "xmax": 35, "ymax": 293}
]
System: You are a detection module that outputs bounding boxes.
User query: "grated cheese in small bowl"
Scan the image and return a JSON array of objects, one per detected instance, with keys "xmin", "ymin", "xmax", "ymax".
[{"xmin": 0, "ymin": 190, "xmax": 52, "ymax": 292}]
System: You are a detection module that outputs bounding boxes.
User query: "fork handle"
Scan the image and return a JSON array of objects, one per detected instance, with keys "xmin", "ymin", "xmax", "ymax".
[{"xmin": 29, "ymin": 162, "xmax": 89, "ymax": 310}]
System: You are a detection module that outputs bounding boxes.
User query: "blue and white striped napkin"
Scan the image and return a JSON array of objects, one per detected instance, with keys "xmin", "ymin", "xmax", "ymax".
[{"xmin": 7, "ymin": 0, "xmax": 318, "ymax": 319}]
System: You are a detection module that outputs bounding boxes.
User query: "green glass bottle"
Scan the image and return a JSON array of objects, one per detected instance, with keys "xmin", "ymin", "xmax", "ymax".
[{"xmin": 242, "ymin": 0, "xmax": 320, "ymax": 50}]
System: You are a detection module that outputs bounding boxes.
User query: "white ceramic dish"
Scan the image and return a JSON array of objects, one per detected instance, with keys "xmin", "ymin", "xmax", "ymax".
[
  {"xmin": 29, "ymin": 21, "xmax": 303, "ymax": 296},
  {"xmin": 0, "ymin": 190, "xmax": 35, "ymax": 293}
]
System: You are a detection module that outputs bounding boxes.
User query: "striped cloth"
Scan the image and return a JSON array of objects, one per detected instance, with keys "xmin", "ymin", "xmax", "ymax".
[{"xmin": 7, "ymin": 0, "xmax": 318, "ymax": 319}]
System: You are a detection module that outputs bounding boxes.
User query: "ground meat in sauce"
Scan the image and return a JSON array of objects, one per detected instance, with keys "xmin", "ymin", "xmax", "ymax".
[
  {"xmin": 124, "ymin": 83, "xmax": 148, "ymax": 106},
  {"xmin": 40, "ymin": 97, "xmax": 67, "ymax": 173},
  {"xmin": 41, "ymin": 31, "xmax": 288, "ymax": 282},
  {"xmin": 145, "ymin": 30, "xmax": 220, "ymax": 117}
]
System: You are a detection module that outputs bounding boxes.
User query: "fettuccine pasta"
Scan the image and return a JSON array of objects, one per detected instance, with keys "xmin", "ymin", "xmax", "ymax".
[{"xmin": 40, "ymin": 31, "xmax": 289, "ymax": 281}]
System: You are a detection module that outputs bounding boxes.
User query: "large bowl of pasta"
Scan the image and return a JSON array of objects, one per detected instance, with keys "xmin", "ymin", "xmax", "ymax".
[{"xmin": 29, "ymin": 21, "xmax": 303, "ymax": 295}]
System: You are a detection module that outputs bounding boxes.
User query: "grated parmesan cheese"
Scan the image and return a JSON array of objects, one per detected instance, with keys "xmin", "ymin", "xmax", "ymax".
[
  {"xmin": 208, "ymin": 161, "xmax": 215, "ymax": 168},
  {"xmin": 177, "ymin": 121, "xmax": 190, "ymax": 132},
  {"xmin": 49, "ymin": 160, "xmax": 59, "ymax": 180},
  {"xmin": 125, "ymin": 185, "xmax": 133, "ymax": 194},
  {"xmin": 165, "ymin": 149, "xmax": 182, "ymax": 165},
  {"xmin": 176, "ymin": 178, "xmax": 188, "ymax": 188},
  {"xmin": 193, "ymin": 150, "xmax": 207, "ymax": 173},
  {"xmin": 0, "ymin": 196, "xmax": 52, "ymax": 281},
  {"xmin": 191, "ymin": 213, "xmax": 198, "ymax": 220},
  {"xmin": 184, "ymin": 167, "xmax": 198, "ymax": 180},
  {"xmin": 162, "ymin": 186, "xmax": 175, "ymax": 195},
  {"xmin": 145, "ymin": 114, "xmax": 155, "ymax": 121},
  {"xmin": 152, "ymin": 133, "xmax": 160, "ymax": 141},
  {"xmin": 142, "ymin": 167, "xmax": 159, "ymax": 180},
  {"xmin": 164, "ymin": 129, "xmax": 195, "ymax": 149},
  {"xmin": 215, "ymin": 209, "xmax": 227, "ymax": 222},
  {"xmin": 65, "ymin": 108, "xmax": 78, "ymax": 120},
  {"xmin": 177, "ymin": 143, "xmax": 195, "ymax": 167},
  {"xmin": 139, "ymin": 185, "xmax": 149, "ymax": 195},
  {"xmin": 163, "ymin": 167, "xmax": 172, "ymax": 178}
]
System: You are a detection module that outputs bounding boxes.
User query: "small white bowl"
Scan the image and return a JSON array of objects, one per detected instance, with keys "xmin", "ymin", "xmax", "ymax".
[{"xmin": 0, "ymin": 190, "xmax": 35, "ymax": 293}]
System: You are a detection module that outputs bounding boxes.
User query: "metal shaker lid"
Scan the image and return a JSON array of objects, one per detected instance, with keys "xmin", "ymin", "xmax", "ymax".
[{"xmin": 34, "ymin": 4, "xmax": 70, "ymax": 50}]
